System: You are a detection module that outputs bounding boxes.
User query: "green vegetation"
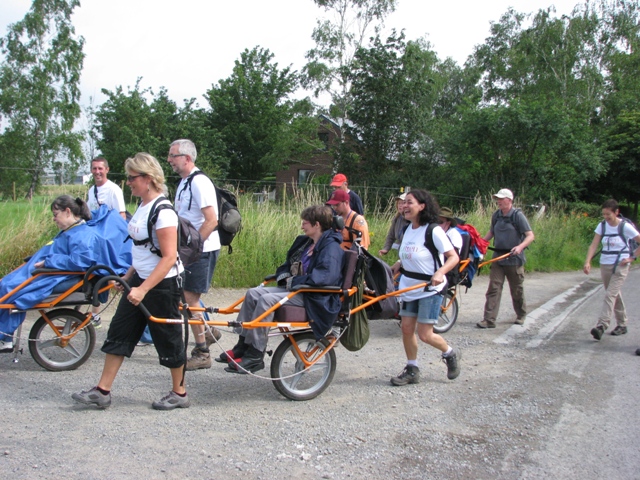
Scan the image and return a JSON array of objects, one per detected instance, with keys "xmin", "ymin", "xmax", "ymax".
[{"xmin": 0, "ymin": 187, "xmax": 599, "ymax": 285}]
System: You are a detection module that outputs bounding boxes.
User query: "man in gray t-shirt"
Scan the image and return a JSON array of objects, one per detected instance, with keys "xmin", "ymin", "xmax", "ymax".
[{"xmin": 477, "ymin": 188, "xmax": 535, "ymax": 328}]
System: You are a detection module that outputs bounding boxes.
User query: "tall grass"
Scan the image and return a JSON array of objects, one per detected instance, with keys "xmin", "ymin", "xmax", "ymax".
[{"xmin": 0, "ymin": 186, "xmax": 600, "ymax": 286}]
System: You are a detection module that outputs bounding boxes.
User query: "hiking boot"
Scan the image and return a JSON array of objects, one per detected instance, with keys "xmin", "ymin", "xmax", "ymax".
[
  {"xmin": 611, "ymin": 326, "xmax": 628, "ymax": 336},
  {"xmin": 215, "ymin": 336, "xmax": 248, "ymax": 363},
  {"xmin": 514, "ymin": 317, "xmax": 525, "ymax": 325},
  {"xmin": 476, "ymin": 320, "xmax": 496, "ymax": 329},
  {"xmin": 390, "ymin": 365, "xmax": 420, "ymax": 386},
  {"xmin": 72, "ymin": 387, "xmax": 111, "ymax": 408},
  {"xmin": 224, "ymin": 345, "xmax": 265, "ymax": 374},
  {"xmin": 0, "ymin": 339, "xmax": 13, "ymax": 353},
  {"xmin": 591, "ymin": 325, "xmax": 605, "ymax": 340},
  {"xmin": 205, "ymin": 327, "xmax": 222, "ymax": 347},
  {"xmin": 91, "ymin": 314, "xmax": 102, "ymax": 329},
  {"xmin": 443, "ymin": 347, "xmax": 461, "ymax": 380},
  {"xmin": 186, "ymin": 347, "xmax": 211, "ymax": 371},
  {"xmin": 152, "ymin": 391, "xmax": 190, "ymax": 410}
]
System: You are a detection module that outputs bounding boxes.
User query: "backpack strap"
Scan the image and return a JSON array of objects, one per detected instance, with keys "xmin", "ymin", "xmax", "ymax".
[
  {"xmin": 346, "ymin": 211, "xmax": 358, "ymax": 243},
  {"xmin": 423, "ymin": 223, "xmax": 442, "ymax": 272},
  {"xmin": 128, "ymin": 196, "xmax": 173, "ymax": 257},
  {"xmin": 493, "ymin": 208, "xmax": 523, "ymax": 239},
  {"xmin": 177, "ymin": 170, "xmax": 207, "ymax": 211},
  {"xmin": 93, "ymin": 185, "xmax": 102, "ymax": 206}
]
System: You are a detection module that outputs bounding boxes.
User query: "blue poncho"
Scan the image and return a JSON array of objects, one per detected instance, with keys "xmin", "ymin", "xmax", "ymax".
[{"xmin": 0, "ymin": 206, "xmax": 132, "ymax": 341}]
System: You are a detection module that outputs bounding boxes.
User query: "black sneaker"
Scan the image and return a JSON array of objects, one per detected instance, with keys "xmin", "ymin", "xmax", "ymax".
[
  {"xmin": 390, "ymin": 365, "xmax": 420, "ymax": 386},
  {"xmin": 591, "ymin": 325, "xmax": 605, "ymax": 340},
  {"xmin": 611, "ymin": 326, "xmax": 627, "ymax": 336},
  {"xmin": 443, "ymin": 347, "xmax": 461, "ymax": 380}
]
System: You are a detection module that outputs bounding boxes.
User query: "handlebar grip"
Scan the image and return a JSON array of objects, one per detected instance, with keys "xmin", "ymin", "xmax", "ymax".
[{"xmin": 92, "ymin": 275, "xmax": 152, "ymax": 319}]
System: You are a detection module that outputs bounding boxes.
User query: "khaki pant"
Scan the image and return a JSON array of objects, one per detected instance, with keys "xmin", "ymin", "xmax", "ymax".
[
  {"xmin": 483, "ymin": 263, "xmax": 526, "ymax": 323},
  {"xmin": 597, "ymin": 263, "xmax": 630, "ymax": 328}
]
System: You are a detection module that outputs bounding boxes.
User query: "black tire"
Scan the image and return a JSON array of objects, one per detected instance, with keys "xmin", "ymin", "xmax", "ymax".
[
  {"xmin": 434, "ymin": 290, "xmax": 459, "ymax": 334},
  {"xmin": 28, "ymin": 308, "xmax": 96, "ymax": 372},
  {"xmin": 271, "ymin": 332, "xmax": 336, "ymax": 401}
]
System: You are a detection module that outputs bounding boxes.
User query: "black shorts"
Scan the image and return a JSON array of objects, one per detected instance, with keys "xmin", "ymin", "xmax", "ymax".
[{"xmin": 101, "ymin": 273, "xmax": 185, "ymax": 368}]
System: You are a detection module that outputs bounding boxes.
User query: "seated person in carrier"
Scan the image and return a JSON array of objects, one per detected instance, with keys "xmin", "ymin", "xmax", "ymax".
[
  {"xmin": 220, "ymin": 205, "xmax": 345, "ymax": 374},
  {"xmin": 0, "ymin": 196, "xmax": 131, "ymax": 352}
]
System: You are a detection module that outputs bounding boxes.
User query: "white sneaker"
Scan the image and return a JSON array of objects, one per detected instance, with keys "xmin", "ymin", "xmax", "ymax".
[{"xmin": 0, "ymin": 339, "xmax": 14, "ymax": 352}]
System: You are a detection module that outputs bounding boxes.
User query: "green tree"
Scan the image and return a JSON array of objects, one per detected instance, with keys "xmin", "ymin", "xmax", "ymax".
[
  {"xmin": 443, "ymin": 101, "xmax": 606, "ymax": 201},
  {"xmin": 603, "ymin": 110, "xmax": 640, "ymax": 214},
  {"xmin": 346, "ymin": 33, "xmax": 437, "ymax": 183},
  {"xmin": 94, "ymin": 81, "xmax": 155, "ymax": 179},
  {"xmin": 0, "ymin": 0, "xmax": 84, "ymax": 198},
  {"xmin": 206, "ymin": 47, "xmax": 315, "ymax": 183},
  {"xmin": 94, "ymin": 80, "xmax": 225, "ymax": 184},
  {"xmin": 303, "ymin": 0, "xmax": 397, "ymax": 129}
]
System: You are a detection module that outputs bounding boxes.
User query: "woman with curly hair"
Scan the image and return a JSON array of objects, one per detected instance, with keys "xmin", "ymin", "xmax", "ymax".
[{"xmin": 390, "ymin": 189, "xmax": 461, "ymax": 386}]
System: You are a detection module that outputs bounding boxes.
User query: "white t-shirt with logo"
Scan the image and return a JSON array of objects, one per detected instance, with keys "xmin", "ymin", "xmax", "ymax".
[
  {"xmin": 597, "ymin": 221, "xmax": 639, "ymax": 265},
  {"xmin": 175, "ymin": 168, "xmax": 220, "ymax": 252},
  {"xmin": 128, "ymin": 197, "xmax": 183, "ymax": 279},
  {"xmin": 398, "ymin": 223, "xmax": 453, "ymax": 300},
  {"xmin": 88, "ymin": 180, "xmax": 126, "ymax": 213}
]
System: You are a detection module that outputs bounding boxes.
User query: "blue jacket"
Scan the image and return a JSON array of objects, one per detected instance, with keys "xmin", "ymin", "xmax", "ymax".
[
  {"xmin": 285, "ymin": 229, "xmax": 345, "ymax": 339},
  {"xmin": 0, "ymin": 206, "xmax": 132, "ymax": 340}
]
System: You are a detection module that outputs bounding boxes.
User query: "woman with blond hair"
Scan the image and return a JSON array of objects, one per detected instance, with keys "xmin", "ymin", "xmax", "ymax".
[{"xmin": 73, "ymin": 153, "xmax": 188, "ymax": 410}]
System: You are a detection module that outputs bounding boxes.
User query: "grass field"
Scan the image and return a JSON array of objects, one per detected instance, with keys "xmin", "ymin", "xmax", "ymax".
[{"xmin": 0, "ymin": 186, "xmax": 599, "ymax": 286}]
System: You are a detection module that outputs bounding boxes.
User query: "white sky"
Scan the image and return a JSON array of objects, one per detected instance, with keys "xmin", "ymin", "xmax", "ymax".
[{"xmin": 1, "ymin": 0, "xmax": 583, "ymax": 109}]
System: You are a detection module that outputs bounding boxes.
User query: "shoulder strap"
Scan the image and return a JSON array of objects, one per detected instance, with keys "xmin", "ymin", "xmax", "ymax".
[
  {"xmin": 93, "ymin": 185, "xmax": 101, "ymax": 206},
  {"xmin": 618, "ymin": 219, "xmax": 628, "ymax": 242},
  {"xmin": 178, "ymin": 170, "xmax": 207, "ymax": 210},
  {"xmin": 423, "ymin": 223, "xmax": 442, "ymax": 271},
  {"xmin": 146, "ymin": 196, "xmax": 172, "ymax": 256},
  {"xmin": 346, "ymin": 211, "xmax": 358, "ymax": 242}
]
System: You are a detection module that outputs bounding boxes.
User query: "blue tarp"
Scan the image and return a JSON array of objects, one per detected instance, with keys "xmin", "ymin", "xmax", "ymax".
[{"xmin": 0, "ymin": 206, "xmax": 132, "ymax": 341}]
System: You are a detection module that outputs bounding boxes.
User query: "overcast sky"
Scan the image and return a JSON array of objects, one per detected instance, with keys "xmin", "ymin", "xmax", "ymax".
[{"xmin": 1, "ymin": 0, "xmax": 583, "ymax": 109}]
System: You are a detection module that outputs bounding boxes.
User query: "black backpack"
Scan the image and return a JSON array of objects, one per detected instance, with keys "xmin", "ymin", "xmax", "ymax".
[
  {"xmin": 423, "ymin": 223, "xmax": 465, "ymax": 287},
  {"xmin": 215, "ymin": 186, "xmax": 242, "ymax": 253},
  {"xmin": 179, "ymin": 171, "xmax": 242, "ymax": 253},
  {"xmin": 133, "ymin": 196, "xmax": 203, "ymax": 266}
]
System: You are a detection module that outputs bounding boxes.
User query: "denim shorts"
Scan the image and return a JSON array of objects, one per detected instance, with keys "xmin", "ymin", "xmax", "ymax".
[
  {"xmin": 400, "ymin": 294, "xmax": 443, "ymax": 324},
  {"xmin": 184, "ymin": 250, "xmax": 219, "ymax": 293}
]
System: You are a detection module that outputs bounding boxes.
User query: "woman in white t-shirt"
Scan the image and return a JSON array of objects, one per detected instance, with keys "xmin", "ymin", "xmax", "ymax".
[
  {"xmin": 584, "ymin": 199, "xmax": 640, "ymax": 339},
  {"xmin": 73, "ymin": 153, "xmax": 189, "ymax": 411},
  {"xmin": 389, "ymin": 190, "xmax": 461, "ymax": 386}
]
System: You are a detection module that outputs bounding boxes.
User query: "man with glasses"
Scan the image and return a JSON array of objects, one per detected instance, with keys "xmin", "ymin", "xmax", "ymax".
[
  {"xmin": 168, "ymin": 139, "xmax": 222, "ymax": 370},
  {"xmin": 86, "ymin": 157, "xmax": 128, "ymax": 327}
]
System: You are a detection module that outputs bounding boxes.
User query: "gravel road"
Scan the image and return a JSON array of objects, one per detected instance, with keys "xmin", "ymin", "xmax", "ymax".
[{"xmin": 2, "ymin": 269, "xmax": 639, "ymax": 479}]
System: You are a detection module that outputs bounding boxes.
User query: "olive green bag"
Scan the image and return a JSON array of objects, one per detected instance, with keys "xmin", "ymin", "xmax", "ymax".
[{"xmin": 340, "ymin": 266, "xmax": 370, "ymax": 352}]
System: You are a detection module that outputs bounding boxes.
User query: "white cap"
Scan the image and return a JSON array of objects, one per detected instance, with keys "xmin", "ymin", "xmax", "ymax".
[{"xmin": 493, "ymin": 188, "xmax": 513, "ymax": 200}]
